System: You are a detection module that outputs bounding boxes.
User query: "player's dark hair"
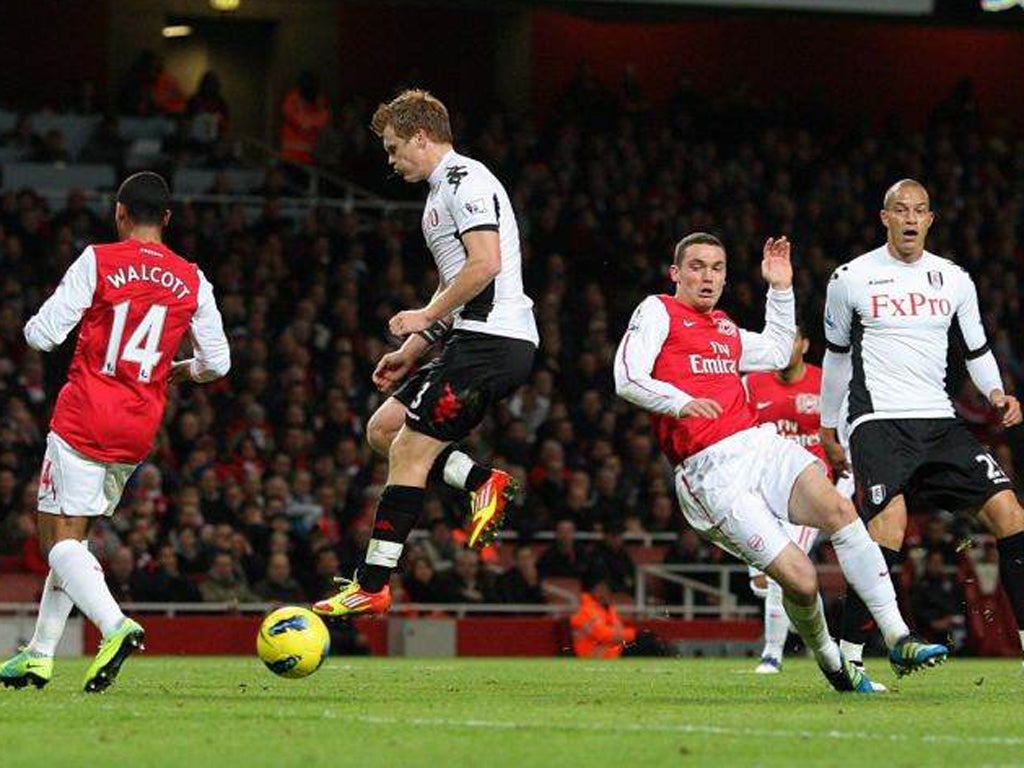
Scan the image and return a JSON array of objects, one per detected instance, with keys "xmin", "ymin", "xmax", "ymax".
[
  {"xmin": 371, "ymin": 89, "xmax": 453, "ymax": 143},
  {"xmin": 117, "ymin": 171, "xmax": 170, "ymax": 226},
  {"xmin": 673, "ymin": 232, "xmax": 725, "ymax": 266}
]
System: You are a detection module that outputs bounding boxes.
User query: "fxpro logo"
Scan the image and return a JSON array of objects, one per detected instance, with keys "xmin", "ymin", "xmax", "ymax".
[{"xmin": 870, "ymin": 292, "xmax": 951, "ymax": 319}]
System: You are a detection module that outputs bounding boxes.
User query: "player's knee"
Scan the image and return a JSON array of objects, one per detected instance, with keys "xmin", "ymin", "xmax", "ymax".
[
  {"xmin": 367, "ymin": 412, "xmax": 397, "ymax": 457},
  {"xmin": 789, "ymin": 568, "xmax": 818, "ymax": 604},
  {"xmin": 982, "ymin": 491, "xmax": 1024, "ymax": 538},
  {"xmin": 836, "ymin": 496, "xmax": 858, "ymax": 526}
]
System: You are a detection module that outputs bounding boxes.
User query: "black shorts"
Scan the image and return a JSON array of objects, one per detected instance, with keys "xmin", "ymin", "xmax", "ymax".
[
  {"xmin": 849, "ymin": 418, "xmax": 1013, "ymax": 519},
  {"xmin": 393, "ymin": 330, "xmax": 535, "ymax": 442}
]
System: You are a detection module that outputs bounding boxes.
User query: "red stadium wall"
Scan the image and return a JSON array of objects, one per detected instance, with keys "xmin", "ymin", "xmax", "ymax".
[
  {"xmin": 82, "ymin": 616, "xmax": 761, "ymax": 657},
  {"xmin": 530, "ymin": 12, "xmax": 1024, "ymax": 128}
]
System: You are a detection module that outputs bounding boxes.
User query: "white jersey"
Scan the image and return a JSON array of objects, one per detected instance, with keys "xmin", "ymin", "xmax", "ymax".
[
  {"xmin": 422, "ymin": 149, "xmax": 538, "ymax": 345},
  {"xmin": 821, "ymin": 245, "xmax": 1002, "ymax": 434}
]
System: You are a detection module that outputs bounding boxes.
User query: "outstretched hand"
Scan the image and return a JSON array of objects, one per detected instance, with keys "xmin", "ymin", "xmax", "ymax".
[{"xmin": 761, "ymin": 236, "xmax": 793, "ymax": 291}]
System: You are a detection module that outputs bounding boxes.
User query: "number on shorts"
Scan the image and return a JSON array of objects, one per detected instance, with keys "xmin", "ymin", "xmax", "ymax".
[
  {"xmin": 409, "ymin": 379, "xmax": 432, "ymax": 410},
  {"xmin": 102, "ymin": 301, "xmax": 168, "ymax": 382},
  {"xmin": 976, "ymin": 453, "xmax": 1009, "ymax": 483}
]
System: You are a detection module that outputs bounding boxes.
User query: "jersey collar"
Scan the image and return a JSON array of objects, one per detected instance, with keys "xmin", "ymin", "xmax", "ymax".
[{"xmin": 428, "ymin": 149, "xmax": 458, "ymax": 188}]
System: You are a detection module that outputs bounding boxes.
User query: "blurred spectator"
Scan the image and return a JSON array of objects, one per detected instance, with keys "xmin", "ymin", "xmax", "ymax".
[
  {"xmin": 440, "ymin": 548, "xmax": 495, "ymax": 604},
  {"xmin": 403, "ymin": 556, "xmax": 446, "ymax": 603},
  {"xmin": 497, "ymin": 545, "xmax": 545, "ymax": 604},
  {"xmin": 588, "ymin": 524, "xmax": 636, "ymax": 594},
  {"xmin": 253, "ymin": 552, "xmax": 306, "ymax": 603},
  {"xmin": 187, "ymin": 71, "xmax": 230, "ymax": 145},
  {"xmin": 537, "ymin": 519, "xmax": 586, "ymax": 579},
  {"xmin": 105, "ymin": 546, "xmax": 141, "ymax": 603},
  {"xmin": 199, "ymin": 552, "xmax": 259, "ymax": 603},
  {"xmin": 420, "ymin": 518, "xmax": 457, "ymax": 574},
  {"xmin": 280, "ymin": 71, "xmax": 330, "ymax": 165},
  {"xmin": 910, "ymin": 550, "xmax": 966, "ymax": 650},
  {"xmin": 136, "ymin": 543, "xmax": 202, "ymax": 602},
  {"xmin": 570, "ymin": 572, "xmax": 636, "ymax": 659},
  {"xmin": 119, "ymin": 50, "xmax": 185, "ymax": 115}
]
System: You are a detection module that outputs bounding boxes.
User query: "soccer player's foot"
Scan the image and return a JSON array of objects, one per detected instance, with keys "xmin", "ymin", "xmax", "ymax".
[
  {"xmin": 889, "ymin": 634, "xmax": 948, "ymax": 678},
  {"xmin": 849, "ymin": 660, "xmax": 888, "ymax": 692},
  {"xmin": 467, "ymin": 469, "xmax": 519, "ymax": 548},
  {"xmin": 822, "ymin": 654, "xmax": 882, "ymax": 693},
  {"xmin": 83, "ymin": 617, "xmax": 145, "ymax": 693},
  {"xmin": 754, "ymin": 656, "xmax": 782, "ymax": 674},
  {"xmin": 312, "ymin": 578, "xmax": 392, "ymax": 617},
  {"xmin": 0, "ymin": 648, "xmax": 53, "ymax": 690}
]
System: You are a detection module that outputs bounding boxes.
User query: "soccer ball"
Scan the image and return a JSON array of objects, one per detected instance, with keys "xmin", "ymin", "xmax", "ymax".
[{"xmin": 256, "ymin": 606, "xmax": 330, "ymax": 679}]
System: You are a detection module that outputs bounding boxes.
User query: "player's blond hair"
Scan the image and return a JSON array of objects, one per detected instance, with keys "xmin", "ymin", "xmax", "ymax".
[{"xmin": 370, "ymin": 89, "xmax": 453, "ymax": 143}]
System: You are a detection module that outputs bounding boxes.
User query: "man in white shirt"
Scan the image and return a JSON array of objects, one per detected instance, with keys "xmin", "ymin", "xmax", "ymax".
[
  {"xmin": 314, "ymin": 90, "xmax": 537, "ymax": 618},
  {"xmin": 821, "ymin": 178, "xmax": 1024, "ymax": 669}
]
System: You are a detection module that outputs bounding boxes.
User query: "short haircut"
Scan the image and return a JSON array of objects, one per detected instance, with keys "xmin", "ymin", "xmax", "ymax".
[
  {"xmin": 370, "ymin": 89, "xmax": 453, "ymax": 143},
  {"xmin": 117, "ymin": 171, "xmax": 170, "ymax": 226},
  {"xmin": 673, "ymin": 232, "xmax": 725, "ymax": 267},
  {"xmin": 883, "ymin": 178, "xmax": 929, "ymax": 210}
]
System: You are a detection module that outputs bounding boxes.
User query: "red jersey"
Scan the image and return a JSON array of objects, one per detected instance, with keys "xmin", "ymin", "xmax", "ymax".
[
  {"xmin": 614, "ymin": 290, "xmax": 796, "ymax": 465},
  {"xmin": 745, "ymin": 365, "xmax": 830, "ymax": 477},
  {"xmin": 25, "ymin": 240, "xmax": 229, "ymax": 464}
]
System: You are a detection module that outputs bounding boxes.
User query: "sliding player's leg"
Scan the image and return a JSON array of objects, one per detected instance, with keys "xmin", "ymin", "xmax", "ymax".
[{"xmin": 789, "ymin": 464, "xmax": 946, "ymax": 677}]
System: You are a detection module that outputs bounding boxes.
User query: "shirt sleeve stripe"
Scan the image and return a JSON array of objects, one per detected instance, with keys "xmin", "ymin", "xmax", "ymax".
[
  {"xmin": 460, "ymin": 223, "xmax": 499, "ymax": 235},
  {"xmin": 965, "ymin": 342, "xmax": 991, "ymax": 360}
]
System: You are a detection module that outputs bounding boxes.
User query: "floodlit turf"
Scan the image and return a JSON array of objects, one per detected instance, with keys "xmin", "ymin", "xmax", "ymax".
[{"xmin": 0, "ymin": 655, "xmax": 1022, "ymax": 768}]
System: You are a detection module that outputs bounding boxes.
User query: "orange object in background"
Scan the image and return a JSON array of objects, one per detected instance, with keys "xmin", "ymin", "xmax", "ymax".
[
  {"xmin": 570, "ymin": 589, "xmax": 637, "ymax": 659},
  {"xmin": 280, "ymin": 72, "xmax": 330, "ymax": 165}
]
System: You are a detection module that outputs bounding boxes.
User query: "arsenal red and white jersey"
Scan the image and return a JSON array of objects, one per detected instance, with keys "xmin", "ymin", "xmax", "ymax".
[
  {"xmin": 614, "ymin": 289, "xmax": 795, "ymax": 464},
  {"xmin": 745, "ymin": 365, "xmax": 829, "ymax": 475},
  {"xmin": 24, "ymin": 239, "xmax": 230, "ymax": 464}
]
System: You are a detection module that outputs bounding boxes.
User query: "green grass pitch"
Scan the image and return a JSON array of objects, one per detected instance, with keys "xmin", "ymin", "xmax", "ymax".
[{"xmin": 1, "ymin": 656, "xmax": 1022, "ymax": 767}]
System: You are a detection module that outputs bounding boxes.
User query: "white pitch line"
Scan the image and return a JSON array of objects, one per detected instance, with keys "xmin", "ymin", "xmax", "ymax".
[{"xmin": 341, "ymin": 714, "xmax": 1024, "ymax": 747}]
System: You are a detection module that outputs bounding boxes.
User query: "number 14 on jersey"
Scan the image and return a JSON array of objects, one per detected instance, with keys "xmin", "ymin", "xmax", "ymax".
[{"xmin": 102, "ymin": 300, "xmax": 168, "ymax": 382}]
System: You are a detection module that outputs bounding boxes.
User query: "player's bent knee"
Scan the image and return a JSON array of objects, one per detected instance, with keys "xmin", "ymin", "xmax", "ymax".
[
  {"xmin": 980, "ymin": 490, "xmax": 1024, "ymax": 538},
  {"xmin": 367, "ymin": 418, "xmax": 396, "ymax": 456}
]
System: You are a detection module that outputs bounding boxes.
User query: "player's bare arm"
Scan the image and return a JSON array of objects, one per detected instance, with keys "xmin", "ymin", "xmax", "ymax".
[
  {"xmin": 819, "ymin": 427, "xmax": 851, "ymax": 476},
  {"xmin": 388, "ymin": 229, "xmax": 500, "ymax": 337}
]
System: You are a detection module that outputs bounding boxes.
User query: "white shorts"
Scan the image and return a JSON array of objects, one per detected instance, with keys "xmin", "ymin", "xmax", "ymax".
[
  {"xmin": 37, "ymin": 432, "xmax": 137, "ymax": 518},
  {"xmin": 674, "ymin": 424, "xmax": 818, "ymax": 571}
]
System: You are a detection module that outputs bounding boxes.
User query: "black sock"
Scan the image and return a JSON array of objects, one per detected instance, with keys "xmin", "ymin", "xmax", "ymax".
[
  {"xmin": 427, "ymin": 444, "xmax": 491, "ymax": 492},
  {"xmin": 996, "ymin": 531, "xmax": 1024, "ymax": 631},
  {"xmin": 841, "ymin": 546, "xmax": 902, "ymax": 644},
  {"xmin": 464, "ymin": 464, "xmax": 491, "ymax": 493},
  {"xmin": 358, "ymin": 485, "xmax": 424, "ymax": 592}
]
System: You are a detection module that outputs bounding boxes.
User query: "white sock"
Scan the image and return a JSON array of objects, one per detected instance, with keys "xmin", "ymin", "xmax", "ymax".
[
  {"xmin": 839, "ymin": 639, "xmax": 865, "ymax": 665},
  {"xmin": 442, "ymin": 450, "xmax": 475, "ymax": 490},
  {"xmin": 365, "ymin": 539, "xmax": 404, "ymax": 568},
  {"xmin": 48, "ymin": 539, "xmax": 125, "ymax": 639},
  {"xmin": 830, "ymin": 520, "xmax": 910, "ymax": 648},
  {"xmin": 762, "ymin": 579, "xmax": 790, "ymax": 661},
  {"xmin": 27, "ymin": 568, "xmax": 75, "ymax": 657},
  {"xmin": 782, "ymin": 593, "xmax": 841, "ymax": 673},
  {"xmin": 1018, "ymin": 630, "xmax": 1024, "ymax": 655}
]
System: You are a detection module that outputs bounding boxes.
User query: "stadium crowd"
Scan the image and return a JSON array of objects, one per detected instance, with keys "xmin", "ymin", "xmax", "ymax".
[{"xmin": 0, "ymin": 70, "xmax": 1020, "ymax": 637}]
